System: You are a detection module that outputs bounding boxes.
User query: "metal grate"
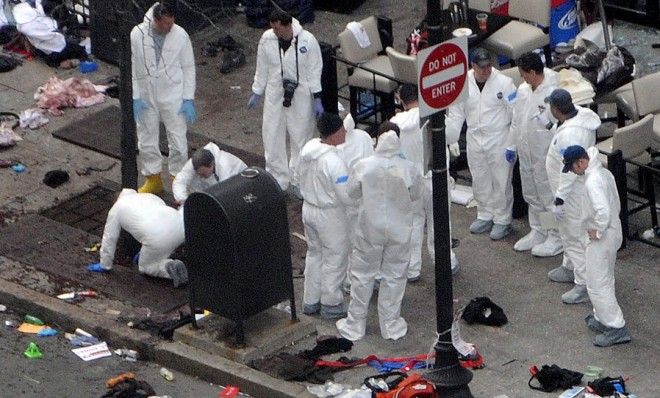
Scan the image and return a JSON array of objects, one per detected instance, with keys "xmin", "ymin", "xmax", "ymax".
[{"xmin": 40, "ymin": 181, "xmax": 119, "ymax": 237}]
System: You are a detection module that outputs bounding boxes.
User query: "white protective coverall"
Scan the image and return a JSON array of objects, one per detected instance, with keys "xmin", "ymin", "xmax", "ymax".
[
  {"xmin": 446, "ymin": 68, "xmax": 517, "ymax": 226},
  {"xmin": 172, "ymin": 142, "xmax": 247, "ymax": 202},
  {"xmin": 546, "ymin": 106, "xmax": 600, "ymax": 283},
  {"xmin": 337, "ymin": 131, "xmax": 422, "ymax": 341},
  {"xmin": 99, "ymin": 189, "xmax": 185, "ymax": 279},
  {"xmin": 338, "ymin": 114, "xmax": 374, "ymax": 279},
  {"xmin": 131, "ymin": 3, "xmax": 195, "ymax": 176},
  {"xmin": 509, "ymin": 69, "xmax": 561, "ymax": 249},
  {"xmin": 296, "ymin": 138, "xmax": 353, "ymax": 309},
  {"xmin": 581, "ymin": 146, "xmax": 625, "ymax": 329},
  {"xmin": 13, "ymin": 2, "xmax": 66, "ymax": 54},
  {"xmin": 1, "ymin": 0, "xmax": 13, "ymax": 28},
  {"xmin": 391, "ymin": 106, "xmax": 458, "ymax": 276},
  {"xmin": 251, "ymin": 18, "xmax": 322, "ymax": 190}
]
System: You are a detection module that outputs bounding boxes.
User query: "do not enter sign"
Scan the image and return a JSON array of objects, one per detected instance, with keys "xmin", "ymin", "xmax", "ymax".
[{"xmin": 416, "ymin": 36, "xmax": 469, "ymax": 118}]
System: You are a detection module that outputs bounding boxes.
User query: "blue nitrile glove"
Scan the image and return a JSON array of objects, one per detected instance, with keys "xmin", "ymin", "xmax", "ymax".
[
  {"xmin": 313, "ymin": 97, "xmax": 324, "ymax": 117},
  {"xmin": 133, "ymin": 99, "xmax": 148, "ymax": 122},
  {"xmin": 179, "ymin": 99, "xmax": 196, "ymax": 124},
  {"xmin": 132, "ymin": 252, "xmax": 140, "ymax": 265},
  {"xmin": 87, "ymin": 263, "xmax": 110, "ymax": 273},
  {"xmin": 247, "ymin": 93, "xmax": 261, "ymax": 110},
  {"xmin": 505, "ymin": 148, "xmax": 517, "ymax": 164}
]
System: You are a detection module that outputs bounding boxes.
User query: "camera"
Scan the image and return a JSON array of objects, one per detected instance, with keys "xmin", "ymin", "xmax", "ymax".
[{"xmin": 282, "ymin": 79, "xmax": 298, "ymax": 107}]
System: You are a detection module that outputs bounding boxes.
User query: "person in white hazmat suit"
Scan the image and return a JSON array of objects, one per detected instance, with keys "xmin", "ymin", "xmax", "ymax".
[
  {"xmin": 295, "ymin": 113, "xmax": 353, "ymax": 319},
  {"xmin": 131, "ymin": 2, "xmax": 196, "ymax": 194},
  {"xmin": 337, "ymin": 124, "xmax": 422, "ymax": 341},
  {"xmin": 12, "ymin": 1, "xmax": 87, "ymax": 67},
  {"xmin": 562, "ymin": 145, "xmax": 631, "ymax": 347},
  {"xmin": 543, "ymin": 89, "xmax": 600, "ymax": 305},
  {"xmin": 338, "ymin": 113, "xmax": 374, "ymax": 291},
  {"xmin": 172, "ymin": 142, "xmax": 247, "ymax": 206},
  {"xmin": 247, "ymin": 10, "xmax": 324, "ymax": 195},
  {"xmin": 446, "ymin": 48, "xmax": 517, "ymax": 240},
  {"xmin": 508, "ymin": 52, "xmax": 563, "ymax": 256},
  {"xmin": 86, "ymin": 189, "xmax": 188, "ymax": 288},
  {"xmin": 391, "ymin": 83, "xmax": 459, "ymax": 279}
]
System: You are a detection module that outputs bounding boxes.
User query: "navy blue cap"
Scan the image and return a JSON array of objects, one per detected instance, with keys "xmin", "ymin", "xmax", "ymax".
[
  {"xmin": 562, "ymin": 145, "xmax": 587, "ymax": 173},
  {"xmin": 545, "ymin": 88, "xmax": 576, "ymax": 115},
  {"xmin": 470, "ymin": 48, "xmax": 491, "ymax": 67}
]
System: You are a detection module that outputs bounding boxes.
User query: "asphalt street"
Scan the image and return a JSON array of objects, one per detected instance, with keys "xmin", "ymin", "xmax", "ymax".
[{"xmin": 0, "ymin": 307, "xmax": 245, "ymax": 397}]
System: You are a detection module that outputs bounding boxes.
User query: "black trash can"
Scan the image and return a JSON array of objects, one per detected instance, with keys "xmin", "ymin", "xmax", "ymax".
[{"xmin": 184, "ymin": 167, "xmax": 297, "ymax": 344}]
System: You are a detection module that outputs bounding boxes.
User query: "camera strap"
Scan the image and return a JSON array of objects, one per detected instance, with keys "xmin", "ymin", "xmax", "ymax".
[{"xmin": 279, "ymin": 35, "xmax": 299, "ymax": 85}]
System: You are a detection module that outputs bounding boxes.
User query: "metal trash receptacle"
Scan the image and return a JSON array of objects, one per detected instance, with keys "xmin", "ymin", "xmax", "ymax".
[{"xmin": 184, "ymin": 167, "xmax": 297, "ymax": 344}]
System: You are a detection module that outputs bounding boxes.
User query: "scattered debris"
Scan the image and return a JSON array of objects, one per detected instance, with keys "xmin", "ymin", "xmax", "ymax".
[
  {"xmin": 292, "ymin": 232, "xmax": 307, "ymax": 243},
  {"xmin": 71, "ymin": 341, "xmax": 112, "ymax": 361},
  {"xmin": 159, "ymin": 367, "xmax": 174, "ymax": 381},
  {"xmin": 24, "ymin": 342, "xmax": 43, "ymax": 359},
  {"xmin": 114, "ymin": 349, "xmax": 138, "ymax": 362},
  {"xmin": 19, "ymin": 108, "xmax": 49, "ymax": 129},
  {"xmin": 34, "ymin": 76, "xmax": 106, "ymax": 116},
  {"xmin": 103, "ymin": 373, "xmax": 156, "ymax": 398},
  {"xmin": 219, "ymin": 385, "xmax": 241, "ymax": 398},
  {"xmin": 0, "ymin": 304, "xmax": 6, "ymax": 312},
  {"xmin": 5, "ymin": 320, "xmax": 17, "ymax": 328},
  {"xmin": 23, "ymin": 375, "xmax": 41, "ymax": 385},
  {"xmin": 43, "ymin": 169, "xmax": 70, "ymax": 188},
  {"xmin": 37, "ymin": 327, "xmax": 58, "ymax": 337},
  {"xmin": 11, "ymin": 163, "xmax": 26, "ymax": 173},
  {"xmin": 75, "ymin": 162, "xmax": 117, "ymax": 176},
  {"xmin": 24, "ymin": 315, "xmax": 45, "ymax": 325},
  {"xmin": 84, "ymin": 243, "xmax": 100, "ymax": 252},
  {"xmin": 18, "ymin": 323, "xmax": 46, "ymax": 334},
  {"xmin": 1, "ymin": 118, "xmax": 23, "ymax": 147}
]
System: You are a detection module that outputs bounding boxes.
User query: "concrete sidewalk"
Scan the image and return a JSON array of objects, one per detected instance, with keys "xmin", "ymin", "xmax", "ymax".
[{"xmin": 1, "ymin": 1, "xmax": 658, "ymax": 397}]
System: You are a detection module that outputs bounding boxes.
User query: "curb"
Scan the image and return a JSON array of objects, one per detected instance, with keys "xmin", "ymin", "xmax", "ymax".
[{"xmin": 0, "ymin": 279, "xmax": 314, "ymax": 398}]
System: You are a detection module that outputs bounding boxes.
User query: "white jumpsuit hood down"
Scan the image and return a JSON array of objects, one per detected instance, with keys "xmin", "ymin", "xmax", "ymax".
[
  {"xmin": 337, "ymin": 131, "xmax": 421, "ymax": 341},
  {"xmin": 131, "ymin": 2, "xmax": 196, "ymax": 176},
  {"xmin": 510, "ymin": 69, "xmax": 560, "ymax": 241},
  {"xmin": 296, "ymin": 138, "xmax": 352, "ymax": 313},
  {"xmin": 99, "ymin": 189, "xmax": 185, "ymax": 280},
  {"xmin": 172, "ymin": 142, "xmax": 247, "ymax": 202},
  {"xmin": 545, "ymin": 106, "xmax": 599, "ymax": 282},
  {"xmin": 581, "ymin": 146, "xmax": 626, "ymax": 329},
  {"xmin": 446, "ymin": 68, "xmax": 516, "ymax": 225},
  {"xmin": 252, "ymin": 18, "xmax": 323, "ymax": 190}
]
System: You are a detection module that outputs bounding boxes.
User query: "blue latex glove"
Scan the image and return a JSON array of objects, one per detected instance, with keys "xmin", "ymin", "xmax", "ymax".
[
  {"xmin": 313, "ymin": 97, "xmax": 324, "ymax": 117},
  {"xmin": 179, "ymin": 99, "xmax": 196, "ymax": 124},
  {"xmin": 132, "ymin": 252, "xmax": 140, "ymax": 265},
  {"xmin": 247, "ymin": 93, "xmax": 261, "ymax": 110},
  {"xmin": 505, "ymin": 148, "xmax": 517, "ymax": 164},
  {"xmin": 133, "ymin": 99, "xmax": 148, "ymax": 122},
  {"xmin": 87, "ymin": 263, "xmax": 110, "ymax": 273}
]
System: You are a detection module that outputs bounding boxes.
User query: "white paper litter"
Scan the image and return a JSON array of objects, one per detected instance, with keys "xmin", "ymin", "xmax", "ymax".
[{"xmin": 71, "ymin": 342, "xmax": 112, "ymax": 361}]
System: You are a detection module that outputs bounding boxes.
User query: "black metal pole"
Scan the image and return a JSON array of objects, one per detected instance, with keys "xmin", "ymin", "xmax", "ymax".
[
  {"xmin": 117, "ymin": 1, "xmax": 141, "ymax": 258},
  {"xmin": 118, "ymin": 1, "xmax": 138, "ymax": 190},
  {"xmin": 423, "ymin": 1, "xmax": 473, "ymax": 396}
]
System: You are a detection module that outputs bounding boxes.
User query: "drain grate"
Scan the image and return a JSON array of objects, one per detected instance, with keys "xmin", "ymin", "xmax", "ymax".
[{"xmin": 40, "ymin": 181, "xmax": 120, "ymax": 237}]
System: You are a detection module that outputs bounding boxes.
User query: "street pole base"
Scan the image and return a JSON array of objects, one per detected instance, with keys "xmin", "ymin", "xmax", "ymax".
[{"xmin": 424, "ymin": 363, "xmax": 474, "ymax": 398}]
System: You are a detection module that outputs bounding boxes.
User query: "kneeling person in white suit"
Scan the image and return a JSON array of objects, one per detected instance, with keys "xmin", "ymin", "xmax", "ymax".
[
  {"xmin": 172, "ymin": 142, "xmax": 247, "ymax": 206},
  {"xmin": 87, "ymin": 189, "xmax": 188, "ymax": 288}
]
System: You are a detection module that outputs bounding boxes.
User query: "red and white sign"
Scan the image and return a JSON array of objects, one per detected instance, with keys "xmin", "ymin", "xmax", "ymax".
[{"xmin": 416, "ymin": 36, "xmax": 469, "ymax": 118}]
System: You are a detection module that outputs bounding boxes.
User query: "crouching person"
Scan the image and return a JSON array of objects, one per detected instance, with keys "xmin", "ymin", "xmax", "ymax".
[
  {"xmin": 87, "ymin": 189, "xmax": 188, "ymax": 288},
  {"xmin": 562, "ymin": 145, "xmax": 632, "ymax": 347},
  {"xmin": 337, "ymin": 123, "xmax": 422, "ymax": 341}
]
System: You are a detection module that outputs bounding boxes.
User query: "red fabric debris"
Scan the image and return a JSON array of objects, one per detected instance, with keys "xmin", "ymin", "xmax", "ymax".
[{"xmin": 34, "ymin": 76, "xmax": 106, "ymax": 116}]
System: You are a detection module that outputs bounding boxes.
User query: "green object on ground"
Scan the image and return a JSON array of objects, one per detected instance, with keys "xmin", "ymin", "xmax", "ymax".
[
  {"xmin": 24, "ymin": 342, "xmax": 43, "ymax": 359},
  {"xmin": 24, "ymin": 315, "xmax": 45, "ymax": 325}
]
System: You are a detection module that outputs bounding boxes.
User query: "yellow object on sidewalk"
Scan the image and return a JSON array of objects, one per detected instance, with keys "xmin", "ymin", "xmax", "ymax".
[{"xmin": 138, "ymin": 174, "xmax": 163, "ymax": 194}]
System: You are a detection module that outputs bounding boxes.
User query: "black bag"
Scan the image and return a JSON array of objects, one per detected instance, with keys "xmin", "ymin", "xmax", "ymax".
[
  {"xmin": 461, "ymin": 296, "xmax": 508, "ymax": 326},
  {"xmin": 528, "ymin": 364, "xmax": 583, "ymax": 392}
]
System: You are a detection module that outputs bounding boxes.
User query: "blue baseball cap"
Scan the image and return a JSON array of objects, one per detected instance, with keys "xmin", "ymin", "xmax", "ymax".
[{"xmin": 562, "ymin": 145, "xmax": 587, "ymax": 173}]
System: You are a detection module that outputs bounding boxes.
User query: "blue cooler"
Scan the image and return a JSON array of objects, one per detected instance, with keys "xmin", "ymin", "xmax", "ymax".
[{"xmin": 550, "ymin": 0, "xmax": 580, "ymax": 49}]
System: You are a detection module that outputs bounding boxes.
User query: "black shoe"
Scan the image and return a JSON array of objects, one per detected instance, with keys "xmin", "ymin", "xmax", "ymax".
[{"xmin": 220, "ymin": 49, "xmax": 246, "ymax": 74}]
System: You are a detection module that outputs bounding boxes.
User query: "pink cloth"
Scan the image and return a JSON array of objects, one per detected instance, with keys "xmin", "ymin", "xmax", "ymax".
[{"xmin": 34, "ymin": 76, "xmax": 106, "ymax": 115}]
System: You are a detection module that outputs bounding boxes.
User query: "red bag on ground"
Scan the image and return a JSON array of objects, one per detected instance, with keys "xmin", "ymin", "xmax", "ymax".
[{"xmin": 364, "ymin": 371, "xmax": 437, "ymax": 398}]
